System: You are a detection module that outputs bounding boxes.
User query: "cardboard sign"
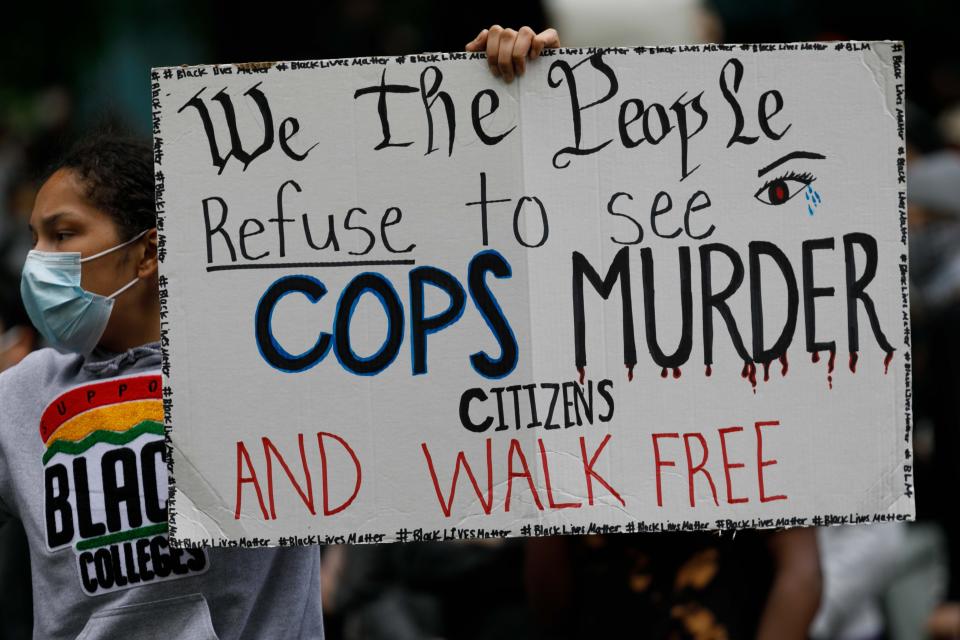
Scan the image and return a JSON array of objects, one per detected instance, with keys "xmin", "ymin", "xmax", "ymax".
[{"xmin": 152, "ymin": 42, "xmax": 912, "ymax": 548}]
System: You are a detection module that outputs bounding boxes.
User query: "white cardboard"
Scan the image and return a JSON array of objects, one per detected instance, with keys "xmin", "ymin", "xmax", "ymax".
[{"xmin": 152, "ymin": 42, "xmax": 912, "ymax": 548}]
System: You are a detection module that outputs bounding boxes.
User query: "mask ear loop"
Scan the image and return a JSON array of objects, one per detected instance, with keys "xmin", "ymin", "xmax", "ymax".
[
  {"xmin": 106, "ymin": 277, "xmax": 140, "ymax": 300},
  {"xmin": 80, "ymin": 228, "xmax": 151, "ymax": 264},
  {"xmin": 86, "ymin": 228, "xmax": 152, "ymax": 299}
]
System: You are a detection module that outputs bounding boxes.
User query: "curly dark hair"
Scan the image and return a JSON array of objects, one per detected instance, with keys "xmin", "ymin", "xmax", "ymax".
[{"xmin": 43, "ymin": 134, "xmax": 155, "ymax": 241}]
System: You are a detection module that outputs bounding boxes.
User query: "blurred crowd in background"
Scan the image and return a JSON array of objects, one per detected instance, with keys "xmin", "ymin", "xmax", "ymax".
[{"xmin": 2, "ymin": 0, "xmax": 960, "ymax": 638}]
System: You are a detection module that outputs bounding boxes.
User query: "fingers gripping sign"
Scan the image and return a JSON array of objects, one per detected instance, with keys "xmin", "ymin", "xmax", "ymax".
[{"xmin": 466, "ymin": 25, "xmax": 561, "ymax": 83}]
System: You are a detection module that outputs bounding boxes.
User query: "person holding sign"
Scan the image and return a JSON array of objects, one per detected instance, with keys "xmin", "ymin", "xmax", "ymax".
[
  {"xmin": 0, "ymin": 24, "xmax": 560, "ymax": 640},
  {"xmin": 0, "ymin": 135, "xmax": 328, "ymax": 639}
]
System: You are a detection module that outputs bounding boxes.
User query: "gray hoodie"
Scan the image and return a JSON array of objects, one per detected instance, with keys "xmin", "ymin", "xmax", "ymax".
[{"xmin": 0, "ymin": 342, "xmax": 324, "ymax": 639}]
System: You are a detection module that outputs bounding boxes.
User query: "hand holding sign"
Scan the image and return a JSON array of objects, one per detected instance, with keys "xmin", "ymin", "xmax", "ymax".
[{"xmin": 465, "ymin": 25, "xmax": 561, "ymax": 81}]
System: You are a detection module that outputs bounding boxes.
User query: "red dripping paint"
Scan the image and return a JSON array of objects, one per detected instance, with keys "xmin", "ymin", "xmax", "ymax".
[
  {"xmin": 849, "ymin": 351, "xmax": 859, "ymax": 373},
  {"xmin": 577, "ymin": 367, "xmax": 585, "ymax": 385},
  {"xmin": 672, "ymin": 367, "xmax": 681, "ymax": 379},
  {"xmin": 705, "ymin": 364, "xmax": 713, "ymax": 377},
  {"xmin": 627, "ymin": 364, "xmax": 634, "ymax": 381},
  {"xmin": 811, "ymin": 351, "xmax": 820, "ymax": 363},
  {"xmin": 884, "ymin": 351, "xmax": 894, "ymax": 375},
  {"xmin": 779, "ymin": 353, "xmax": 789, "ymax": 376},
  {"xmin": 747, "ymin": 362, "xmax": 757, "ymax": 389},
  {"xmin": 826, "ymin": 349, "xmax": 836, "ymax": 390},
  {"xmin": 762, "ymin": 360, "xmax": 771, "ymax": 382},
  {"xmin": 741, "ymin": 362, "xmax": 749, "ymax": 378},
  {"xmin": 660, "ymin": 367, "xmax": 668, "ymax": 379}
]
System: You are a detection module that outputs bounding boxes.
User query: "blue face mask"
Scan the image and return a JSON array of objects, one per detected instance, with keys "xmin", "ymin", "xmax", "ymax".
[{"xmin": 20, "ymin": 229, "xmax": 150, "ymax": 355}]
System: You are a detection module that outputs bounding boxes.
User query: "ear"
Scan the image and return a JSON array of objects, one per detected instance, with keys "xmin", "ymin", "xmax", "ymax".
[{"xmin": 137, "ymin": 228, "xmax": 159, "ymax": 280}]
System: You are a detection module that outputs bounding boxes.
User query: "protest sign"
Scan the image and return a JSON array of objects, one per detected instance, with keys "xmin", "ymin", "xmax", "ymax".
[{"xmin": 152, "ymin": 42, "xmax": 912, "ymax": 547}]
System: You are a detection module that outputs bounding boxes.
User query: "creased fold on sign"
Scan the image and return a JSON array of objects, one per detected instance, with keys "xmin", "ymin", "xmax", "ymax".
[
  {"xmin": 169, "ymin": 442, "xmax": 247, "ymax": 543},
  {"xmin": 858, "ymin": 46, "xmax": 899, "ymax": 125}
]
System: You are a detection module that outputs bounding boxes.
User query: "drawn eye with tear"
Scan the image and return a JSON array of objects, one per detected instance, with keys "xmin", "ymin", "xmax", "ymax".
[
  {"xmin": 754, "ymin": 171, "xmax": 815, "ymax": 205},
  {"xmin": 755, "ymin": 150, "xmax": 826, "ymax": 213}
]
